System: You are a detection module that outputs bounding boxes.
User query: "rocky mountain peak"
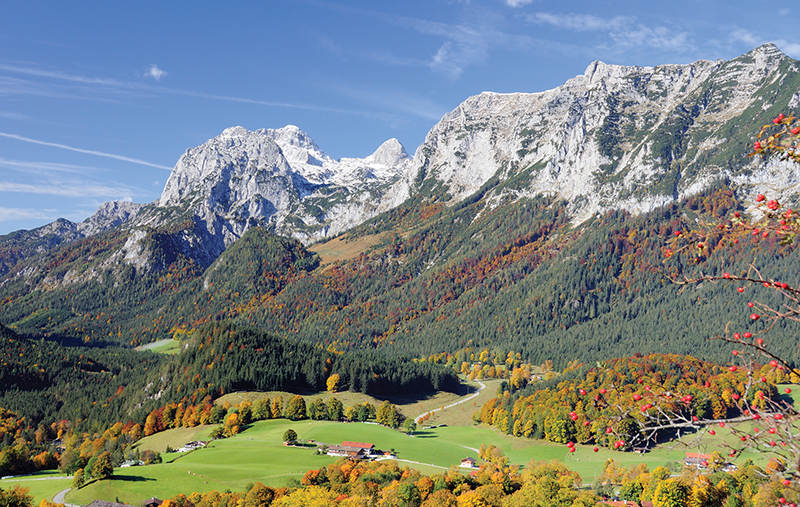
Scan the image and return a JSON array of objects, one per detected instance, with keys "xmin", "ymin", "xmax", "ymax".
[
  {"xmin": 78, "ymin": 200, "xmax": 144, "ymax": 236},
  {"xmin": 158, "ymin": 127, "xmax": 292, "ymax": 209},
  {"xmin": 367, "ymin": 138, "xmax": 409, "ymax": 166}
]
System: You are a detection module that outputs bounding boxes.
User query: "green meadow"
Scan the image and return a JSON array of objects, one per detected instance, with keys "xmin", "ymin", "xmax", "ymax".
[
  {"xmin": 0, "ymin": 470, "xmax": 72, "ymax": 504},
  {"xmin": 6, "ymin": 383, "xmax": 793, "ymax": 505},
  {"xmin": 63, "ymin": 417, "xmax": 741, "ymax": 505}
]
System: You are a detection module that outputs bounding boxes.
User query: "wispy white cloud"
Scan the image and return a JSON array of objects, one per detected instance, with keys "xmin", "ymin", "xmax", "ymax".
[
  {"xmin": 0, "ymin": 206, "xmax": 55, "ymax": 222},
  {"xmin": 0, "ymin": 157, "xmax": 108, "ymax": 175},
  {"xmin": 0, "ymin": 132, "xmax": 173, "ymax": 170},
  {"xmin": 775, "ymin": 40, "xmax": 800, "ymax": 58},
  {"xmin": 525, "ymin": 12, "xmax": 694, "ymax": 53},
  {"xmin": 527, "ymin": 12, "xmax": 630, "ymax": 32},
  {"xmin": 308, "ymin": 2, "xmax": 532, "ymax": 79},
  {"xmin": 144, "ymin": 64, "xmax": 167, "ymax": 81},
  {"xmin": 504, "ymin": 0, "xmax": 535, "ymax": 6},
  {"xmin": 728, "ymin": 29, "xmax": 800, "ymax": 59},
  {"xmin": 0, "ymin": 181, "xmax": 137, "ymax": 198},
  {"xmin": 729, "ymin": 29, "xmax": 762, "ymax": 48},
  {"xmin": 0, "ymin": 61, "xmax": 398, "ymax": 119},
  {"xmin": 391, "ymin": 9, "xmax": 533, "ymax": 79}
]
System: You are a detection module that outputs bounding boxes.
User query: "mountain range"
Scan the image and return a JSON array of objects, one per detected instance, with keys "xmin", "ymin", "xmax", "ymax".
[{"xmin": 2, "ymin": 43, "xmax": 800, "ymax": 366}]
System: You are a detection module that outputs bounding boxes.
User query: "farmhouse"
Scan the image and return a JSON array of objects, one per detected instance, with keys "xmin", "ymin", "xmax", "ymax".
[
  {"xmin": 327, "ymin": 444, "xmax": 370, "ymax": 459},
  {"xmin": 684, "ymin": 452, "xmax": 713, "ymax": 469},
  {"xmin": 460, "ymin": 457, "xmax": 477, "ymax": 468},
  {"xmin": 177, "ymin": 440, "xmax": 207, "ymax": 452},
  {"xmin": 326, "ymin": 441, "xmax": 377, "ymax": 460}
]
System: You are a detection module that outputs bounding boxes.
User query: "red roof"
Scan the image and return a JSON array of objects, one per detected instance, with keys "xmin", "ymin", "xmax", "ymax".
[
  {"xmin": 685, "ymin": 452, "xmax": 713, "ymax": 460},
  {"xmin": 342, "ymin": 441, "xmax": 374, "ymax": 449}
]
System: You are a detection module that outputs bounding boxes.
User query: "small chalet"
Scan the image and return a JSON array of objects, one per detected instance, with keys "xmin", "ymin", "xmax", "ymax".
[
  {"xmin": 327, "ymin": 441, "xmax": 376, "ymax": 460},
  {"xmin": 684, "ymin": 452, "xmax": 713, "ymax": 469},
  {"xmin": 460, "ymin": 457, "xmax": 477, "ymax": 468},
  {"xmin": 342, "ymin": 441, "xmax": 375, "ymax": 454},
  {"xmin": 144, "ymin": 498, "xmax": 163, "ymax": 507},
  {"xmin": 600, "ymin": 502, "xmax": 641, "ymax": 507},
  {"xmin": 327, "ymin": 445, "xmax": 370, "ymax": 460},
  {"xmin": 178, "ymin": 440, "xmax": 207, "ymax": 452}
]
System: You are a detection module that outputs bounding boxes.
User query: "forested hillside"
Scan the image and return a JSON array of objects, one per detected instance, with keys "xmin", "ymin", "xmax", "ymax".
[
  {"xmin": 1, "ymin": 186, "xmax": 798, "ymax": 369},
  {"xmin": 0, "ymin": 322, "xmax": 457, "ymax": 437}
]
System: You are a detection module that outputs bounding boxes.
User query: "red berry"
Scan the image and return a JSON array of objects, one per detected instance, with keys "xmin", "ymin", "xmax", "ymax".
[
  {"xmin": 733, "ymin": 333, "xmax": 741, "ymax": 340},
  {"xmin": 709, "ymin": 429, "xmax": 716, "ymax": 435},
  {"xmin": 705, "ymin": 381, "xmax": 711, "ymax": 388},
  {"xmin": 674, "ymin": 231, "xmax": 681, "ymax": 237},
  {"xmin": 569, "ymin": 447, "xmax": 575, "ymax": 453},
  {"xmin": 770, "ymin": 360, "xmax": 778, "ymax": 367},
  {"xmin": 723, "ymin": 272, "xmax": 730, "ymax": 279},
  {"xmin": 606, "ymin": 427, "xmax": 613, "ymax": 434},
  {"xmin": 567, "ymin": 441, "xmax": 574, "ymax": 447},
  {"xmin": 769, "ymin": 428, "xmax": 776, "ymax": 434},
  {"xmin": 748, "ymin": 302, "xmax": 754, "ymax": 308},
  {"xmin": 775, "ymin": 413, "xmax": 784, "ymax": 420},
  {"xmin": 593, "ymin": 447, "xmax": 598, "ymax": 452},
  {"xmin": 633, "ymin": 394, "xmax": 642, "ymax": 401},
  {"xmin": 732, "ymin": 350, "xmax": 738, "ymax": 356},
  {"xmin": 729, "ymin": 365, "xmax": 737, "ymax": 372},
  {"xmin": 744, "ymin": 332, "xmax": 752, "ymax": 339},
  {"xmin": 784, "ymin": 479, "xmax": 792, "ymax": 486},
  {"xmin": 756, "ymin": 338, "xmax": 764, "ymax": 345},
  {"xmin": 732, "ymin": 393, "xmax": 740, "ymax": 400},
  {"xmin": 750, "ymin": 313, "xmax": 760, "ymax": 320},
  {"xmin": 599, "ymin": 388, "xmax": 606, "ymax": 394},
  {"xmin": 755, "ymin": 141, "xmax": 762, "ymax": 150},
  {"xmin": 579, "ymin": 389, "xmax": 586, "ymax": 395},
  {"xmin": 756, "ymin": 194, "xmax": 766, "ymax": 202},
  {"xmin": 737, "ymin": 287, "xmax": 744, "ymax": 293},
  {"xmin": 719, "ymin": 422, "xmax": 726, "ymax": 427}
]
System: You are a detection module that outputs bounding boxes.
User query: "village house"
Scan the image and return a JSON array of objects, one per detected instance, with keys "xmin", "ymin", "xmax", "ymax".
[
  {"xmin": 326, "ymin": 441, "xmax": 377, "ymax": 460},
  {"xmin": 683, "ymin": 452, "xmax": 737, "ymax": 472},
  {"xmin": 460, "ymin": 457, "xmax": 477, "ymax": 468}
]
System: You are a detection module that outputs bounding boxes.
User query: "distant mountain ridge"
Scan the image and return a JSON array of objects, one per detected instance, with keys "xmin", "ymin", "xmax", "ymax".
[{"xmin": 3, "ymin": 44, "xmax": 800, "ymax": 362}]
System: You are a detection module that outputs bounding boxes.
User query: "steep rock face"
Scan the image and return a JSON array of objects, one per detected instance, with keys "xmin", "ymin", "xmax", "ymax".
[
  {"xmin": 405, "ymin": 43, "xmax": 800, "ymax": 221},
  {"xmin": 78, "ymin": 201, "xmax": 145, "ymax": 236}
]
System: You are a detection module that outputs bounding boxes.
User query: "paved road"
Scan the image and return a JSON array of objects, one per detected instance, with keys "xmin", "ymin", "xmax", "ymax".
[
  {"xmin": 412, "ymin": 381, "xmax": 486, "ymax": 424},
  {"xmin": 53, "ymin": 488, "xmax": 81, "ymax": 507}
]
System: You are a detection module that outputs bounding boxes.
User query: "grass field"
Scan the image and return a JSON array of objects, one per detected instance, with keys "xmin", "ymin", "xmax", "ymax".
[
  {"xmin": 12, "ymin": 383, "xmax": 794, "ymax": 505},
  {"xmin": 135, "ymin": 425, "xmax": 216, "ymax": 454},
  {"xmin": 0, "ymin": 470, "xmax": 72, "ymax": 504},
  {"xmin": 134, "ymin": 339, "xmax": 184, "ymax": 354},
  {"xmin": 215, "ymin": 382, "xmax": 487, "ymax": 429},
  {"xmin": 308, "ymin": 233, "xmax": 387, "ymax": 266},
  {"xmin": 64, "ymin": 412, "xmax": 770, "ymax": 504}
]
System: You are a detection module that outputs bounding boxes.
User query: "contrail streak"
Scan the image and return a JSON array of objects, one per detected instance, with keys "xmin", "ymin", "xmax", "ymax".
[{"xmin": 0, "ymin": 132, "xmax": 173, "ymax": 170}]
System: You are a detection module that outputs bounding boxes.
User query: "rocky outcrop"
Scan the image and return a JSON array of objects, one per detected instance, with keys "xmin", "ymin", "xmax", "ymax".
[{"xmin": 405, "ymin": 43, "xmax": 800, "ymax": 222}]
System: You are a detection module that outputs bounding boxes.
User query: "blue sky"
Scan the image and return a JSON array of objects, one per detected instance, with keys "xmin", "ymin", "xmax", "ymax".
[{"xmin": 1, "ymin": 0, "xmax": 798, "ymax": 234}]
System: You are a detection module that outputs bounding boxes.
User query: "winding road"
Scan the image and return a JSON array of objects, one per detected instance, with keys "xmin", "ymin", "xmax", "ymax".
[
  {"xmin": 53, "ymin": 488, "xmax": 81, "ymax": 507},
  {"xmin": 412, "ymin": 380, "xmax": 485, "ymax": 424}
]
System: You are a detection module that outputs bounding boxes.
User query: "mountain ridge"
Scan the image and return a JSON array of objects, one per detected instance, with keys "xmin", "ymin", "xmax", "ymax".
[{"xmin": 2, "ymin": 44, "xmax": 800, "ymax": 364}]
